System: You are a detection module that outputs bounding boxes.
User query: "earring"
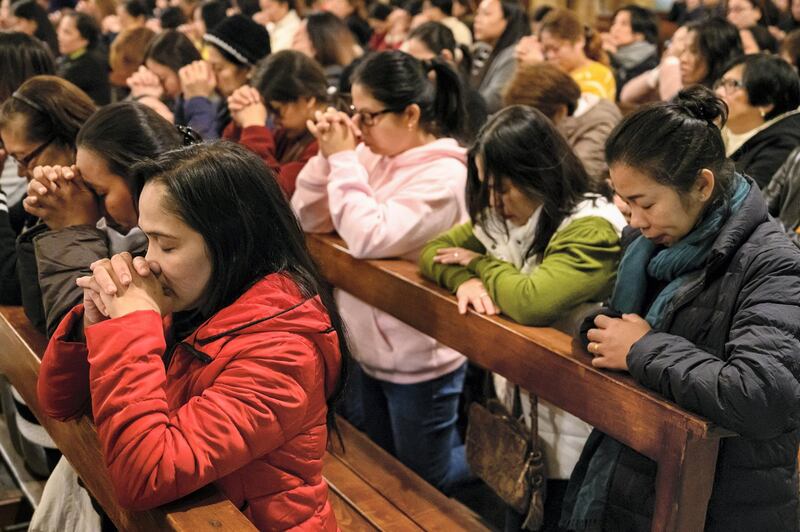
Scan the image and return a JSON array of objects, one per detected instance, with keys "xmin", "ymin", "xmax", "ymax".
[{"xmin": 760, "ymin": 109, "xmax": 766, "ymax": 118}]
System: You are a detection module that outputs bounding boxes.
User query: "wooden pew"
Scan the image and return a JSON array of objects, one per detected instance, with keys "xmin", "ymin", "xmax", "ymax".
[
  {"xmin": 0, "ymin": 306, "xmax": 255, "ymax": 531},
  {"xmin": 306, "ymin": 233, "xmax": 735, "ymax": 532},
  {"xmin": 324, "ymin": 417, "xmax": 490, "ymax": 531}
]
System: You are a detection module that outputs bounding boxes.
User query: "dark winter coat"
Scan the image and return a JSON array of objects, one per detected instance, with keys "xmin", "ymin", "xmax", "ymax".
[
  {"xmin": 763, "ymin": 145, "xmax": 800, "ymax": 234},
  {"xmin": 579, "ymin": 183, "xmax": 800, "ymax": 531},
  {"xmin": 731, "ymin": 111, "xmax": 800, "ymax": 190}
]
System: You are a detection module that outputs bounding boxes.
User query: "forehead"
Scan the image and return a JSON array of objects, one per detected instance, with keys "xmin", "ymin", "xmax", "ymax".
[
  {"xmin": 75, "ymin": 147, "xmax": 118, "ymax": 183},
  {"xmin": 138, "ymin": 181, "xmax": 177, "ymax": 230},
  {"xmin": 478, "ymin": 0, "xmax": 499, "ymax": 13},
  {"xmin": 402, "ymin": 38, "xmax": 435, "ymax": 60},
  {"xmin": 614, "ymin": 10, "xmax": 631, "ymax": 24},
  {"xmin": 609, "ymin": 163, "xmax": 665, "ymax": 196},
  {"xmin": 724, "ymin": 63, "xmax": 745, "ymax": 79},
  {"xmin": 351, "ymin": 83, "xmax": 382, "ymax": 109},
  {"xmin": 0, "ymin": 117, "xmax": 33, "ymax": 151},
  {"xmin": 206, "ymin": 46, "xmax": 234, "ymax": 67}
]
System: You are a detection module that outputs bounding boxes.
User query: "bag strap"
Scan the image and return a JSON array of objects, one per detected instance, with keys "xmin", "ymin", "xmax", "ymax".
[
  {"xmin": 511, "ymin": 384, "xmax": 523, "ymax": 418},
  {"xmin": 528, "ymin": 391, "xmax": 539, "ymax": 451}
]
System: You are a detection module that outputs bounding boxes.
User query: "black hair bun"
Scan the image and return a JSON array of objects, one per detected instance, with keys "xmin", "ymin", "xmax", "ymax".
[{"xmin": 673, "ymin": 85, "xmax": 728, "ymax": 127}]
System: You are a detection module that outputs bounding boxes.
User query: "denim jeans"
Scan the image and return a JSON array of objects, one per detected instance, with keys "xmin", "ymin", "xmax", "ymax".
[{"xmin": 350, "ymin": 362, "xmax": 472, "ymax": 494}]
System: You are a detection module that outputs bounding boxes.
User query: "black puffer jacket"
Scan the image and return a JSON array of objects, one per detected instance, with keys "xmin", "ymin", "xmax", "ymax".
[
  {"xmin": 580, "ymin": 184, "xmax": 800, "ymax": 531},
  {"xmin": 731, "ymin": 111, "xmax": 800, "ymax": 191}
]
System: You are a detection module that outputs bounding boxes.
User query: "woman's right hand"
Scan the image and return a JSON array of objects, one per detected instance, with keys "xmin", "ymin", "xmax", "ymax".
[
  {"xmin": 179, "ymin": 60, "xmax": 217, "ymax": 100},
  {"xmin": 127, "ymin": 66, "xmax": 164, "ymax": 100},
  {"xmin": 228, "ymin": 86, "xmax": 267, "ymax": 129},
  {"xmin": 455, "ymin": 278, "xmax": 499, "ymax": 316}
]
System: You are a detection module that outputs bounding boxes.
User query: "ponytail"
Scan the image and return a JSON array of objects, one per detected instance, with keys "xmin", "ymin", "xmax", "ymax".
[
  {"xmin": 428, "ymin": 58, "xmax": 467, "ymax": 141},
  {"xmin": 352, "ymin": 50, "xmax": 467, "ymax": 142}
]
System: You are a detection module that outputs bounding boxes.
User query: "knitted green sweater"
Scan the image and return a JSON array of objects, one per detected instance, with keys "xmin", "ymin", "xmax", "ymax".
[{"xmin": 419, "ymin": 217, "xmax": 622, "ymax": 326}]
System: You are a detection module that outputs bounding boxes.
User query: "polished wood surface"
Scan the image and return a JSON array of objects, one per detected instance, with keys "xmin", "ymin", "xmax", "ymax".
[
  {"xmin": 0, "ymin": 306, "xmax": 255, "ymax": 531},
  {"xmin": 326, "ymin": 418, "xmax": 489, "ymax": 531},
  {"xmin": 307, "ymin": 233, "xmax": 734, "ymax": 532}
]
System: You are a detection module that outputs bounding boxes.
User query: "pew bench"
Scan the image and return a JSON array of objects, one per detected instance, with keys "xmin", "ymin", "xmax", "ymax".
[
  {"xmin": 325, "ymin": 417, "xmax": 490, "ymax": 531},
  {"xmin": 0, "ymin": 305, "xmax": 488, "ymax": 531},
  {"xmin": 306, "ymin": 233, "xmax": 737, "ymax": 532}
]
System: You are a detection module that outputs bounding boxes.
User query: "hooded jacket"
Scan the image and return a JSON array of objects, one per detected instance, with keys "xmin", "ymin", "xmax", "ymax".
[
  {"xmin": 292, "ymin": 138, "xmax": 468, "ymax": 383},
  {"xmin": 38, "ymin": 273, "xmax": 342, "ymax": 531}
]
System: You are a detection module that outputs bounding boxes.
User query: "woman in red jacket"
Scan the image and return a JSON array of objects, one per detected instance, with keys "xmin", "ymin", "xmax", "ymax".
[
  {"xmin": 37, "ymin": 142, "xmax": 348, "ymax": 531},
  {"xmin": 224, "ymin": 50, "xmax": 345, "ymax": 198}
]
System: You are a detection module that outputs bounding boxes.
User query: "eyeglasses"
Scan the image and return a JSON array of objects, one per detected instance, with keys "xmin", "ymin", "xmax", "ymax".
[
  {"xmin": 349, "ymin": 105, "xmax": 400, "ymax": 127},
  {"xmin": 713, "ymin": 78, "xmax": 744, "ymax": 95},
  {"xmin": 8, "ymin": 138, "xmax": 54, "ymax": 172}
]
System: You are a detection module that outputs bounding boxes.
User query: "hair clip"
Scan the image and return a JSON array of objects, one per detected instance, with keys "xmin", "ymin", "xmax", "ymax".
[{"xmin": 176, "ymin": 125, "xmax": 203, "ymax": 146}]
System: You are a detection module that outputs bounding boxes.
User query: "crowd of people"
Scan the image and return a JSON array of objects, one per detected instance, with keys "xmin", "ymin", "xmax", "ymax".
[{"xmin": 0, "ymin": 0, "xmax": 799, "ymax": 530}]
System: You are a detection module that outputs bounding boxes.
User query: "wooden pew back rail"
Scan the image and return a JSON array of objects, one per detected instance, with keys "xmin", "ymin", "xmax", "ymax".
[{"xmin": 306, "ymin": 233, "xmax": 734, "ymax": 532}]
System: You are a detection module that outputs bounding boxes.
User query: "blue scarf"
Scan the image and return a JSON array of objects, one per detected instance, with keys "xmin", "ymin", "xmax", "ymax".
[
  {"xmin": 560, "ymin": 174, "xmax": 751, "ymax": 531},
  {"xmin": 611, "ymin": 174, "xmax": 751, "ymax": 328}
]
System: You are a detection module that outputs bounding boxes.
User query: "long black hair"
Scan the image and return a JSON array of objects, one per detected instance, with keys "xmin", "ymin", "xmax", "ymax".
[
  {"xmin": 352, "ymin": 49, "xmax": 467, "ymax": 142},
  {"xmin": 407, "ymin": 21, "xmax": 472, "ymax": 77},
  {"xmin": 76, "ymin": 101, "xmax": 183, "ymax": 199},
  {"xmin": 252, "ymin": 49, "xmax": 331, "ymax": 105},
  {"xmin": 684, "ymin": 17, "xmax": 743, "ymax": 88},
  {"xmin": 131, "ymin": 141, "xmax": 351, "ymax": 427},
  {"xmin": 12, "ymin": 0, "xmax": 59, "ymax": 55},
  {"xmin": 606, "ymin": 85, "xmax": 735, "ymax": 201},
  {"xmin": 144, "ymin": 30, "xmax": 201, "ymax": 73},
  {"xmin": 0, "ymin": 32, "xmax": 55, "ymax": 103},
  {"xmin": 467, "ymin": 105, "xmax": 591, "ymax": 259}
]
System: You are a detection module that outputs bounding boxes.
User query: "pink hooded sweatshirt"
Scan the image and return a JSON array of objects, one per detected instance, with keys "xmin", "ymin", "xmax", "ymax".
[{"xmin": 291, "ymin": 138, "xmax": 468, "ymax": 384}]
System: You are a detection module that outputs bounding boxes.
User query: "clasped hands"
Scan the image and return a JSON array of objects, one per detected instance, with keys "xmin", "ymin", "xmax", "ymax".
[
  {"xmin": 306, "ymin": 107, "xmax": 360, "ymax": 157},
  {"xmin": 586, "ymin": 313, "xmax": 651, "ymax": 371},
  {"xmin": 24, "ymin": 165, "xmax": 99, "ymax": 230},
  {"xmin": 77, "ymin": 252, "xmax": 172, "ymax": 328}
]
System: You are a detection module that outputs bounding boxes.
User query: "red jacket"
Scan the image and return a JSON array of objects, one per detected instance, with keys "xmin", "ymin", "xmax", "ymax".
[
  {"xmin": 223, "ymin": 123, "xmax": 318, "ymax": 198},
  {"xmin": 38, "ymin": 274, "xmax": 341, "ymax": 531}
]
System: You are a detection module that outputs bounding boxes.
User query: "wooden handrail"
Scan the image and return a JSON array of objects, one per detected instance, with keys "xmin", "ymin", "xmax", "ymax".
[
  {"xmin": 0, "ymin": 306, "xmax": 255, "ymax": 532},
  {"xmin": 306, "ymin": 233, "xmax": 734, "ymax": 532}
]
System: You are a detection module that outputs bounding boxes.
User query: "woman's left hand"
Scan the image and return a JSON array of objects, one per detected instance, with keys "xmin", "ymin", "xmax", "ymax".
[
  {"xmin": 433, "ymin": 247, "xmax": 481, "ymax": 267},
  {"xmin": 23, "ymin": 165, "xmax": 100, "ymax": 230},
  {"xmin": 77, "ymin": 253, "xmax": 172, "ymax": 319},
  {"xmin": 586, "ymin": 313, "xmax": 651, "ymax": 371}
]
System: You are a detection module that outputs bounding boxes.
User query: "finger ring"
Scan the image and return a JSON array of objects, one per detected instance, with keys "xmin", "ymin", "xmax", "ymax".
[
  {"xmin": 454, "ymin": 252, "xmax": 459, "ymax": 258},
  {"xmin": 589, "ymin": 342, "xmax": 597, "ymax": 353}
]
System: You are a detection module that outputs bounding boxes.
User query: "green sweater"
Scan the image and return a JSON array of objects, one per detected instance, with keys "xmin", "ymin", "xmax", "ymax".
[{"xmin": 419, "ymin": 217, "xmax": 622, "ymax": 326}]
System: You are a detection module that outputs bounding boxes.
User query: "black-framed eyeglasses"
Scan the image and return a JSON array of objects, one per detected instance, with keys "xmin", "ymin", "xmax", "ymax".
[
  {"xmin": 349, "ymin": 105, "xmax": 400, "ymax": 127},
  {"xmin": 9, "ymin": 138, "xmax": 54, "ymax": 171},
  {"xmin": 713, "ymin": 78, "xmax": 744, "ymax": 95}
]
